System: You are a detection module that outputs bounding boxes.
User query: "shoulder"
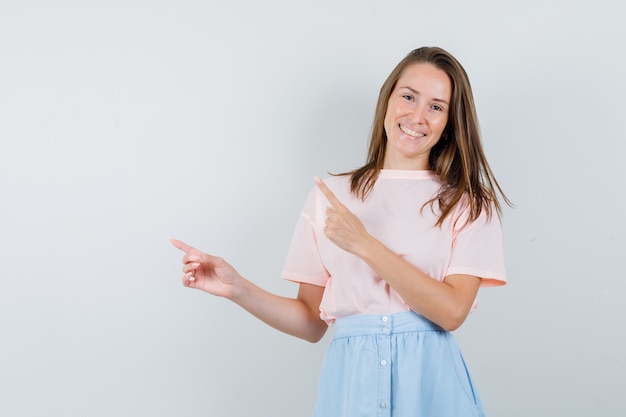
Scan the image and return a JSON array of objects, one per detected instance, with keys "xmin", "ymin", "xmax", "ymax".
[{"xmin": 447, "ymin": 193, "xmax": 501, "ymax": 231}]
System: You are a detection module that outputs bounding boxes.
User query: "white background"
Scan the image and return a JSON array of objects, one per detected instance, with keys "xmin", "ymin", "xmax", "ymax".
[{"xmin": 1, "ymin": 1, "xmax": 624, "ymax": 416}]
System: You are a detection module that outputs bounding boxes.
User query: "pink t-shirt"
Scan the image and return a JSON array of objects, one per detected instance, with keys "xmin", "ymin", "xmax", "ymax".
[{"xmin": 281, "ymin": 169, "xmax": 506, "ymax": 324}]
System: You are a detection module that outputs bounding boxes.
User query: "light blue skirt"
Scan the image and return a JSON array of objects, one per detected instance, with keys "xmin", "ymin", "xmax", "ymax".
[{"xmin": 313, "ymin": 311, "xmax": 486, "ymax": 417}]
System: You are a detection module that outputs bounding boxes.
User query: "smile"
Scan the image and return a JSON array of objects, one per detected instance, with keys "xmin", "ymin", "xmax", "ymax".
[{"xmin": 399, "ymin": 124, "xmax": 426, "ymax": 138}]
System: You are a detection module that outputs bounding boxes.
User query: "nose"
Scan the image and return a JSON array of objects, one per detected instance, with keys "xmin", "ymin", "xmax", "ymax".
[{"xmin": 408, "ymin": 103, "xmax": 427, "ymax": 123}]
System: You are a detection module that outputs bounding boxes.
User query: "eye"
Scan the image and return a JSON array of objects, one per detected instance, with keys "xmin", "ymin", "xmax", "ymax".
[
  {"xmin": 431, "ymin": 104, "xmax": 444, "ymax": 112},
  {"xmin": 402, "ymin": 94, "xmax": 415, "ymax": 102}
]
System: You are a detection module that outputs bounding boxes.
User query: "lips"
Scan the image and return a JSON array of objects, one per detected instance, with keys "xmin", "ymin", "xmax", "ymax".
[{"xmin": 399, "ymin": 124, "xmax": 426, "ymax": 138}]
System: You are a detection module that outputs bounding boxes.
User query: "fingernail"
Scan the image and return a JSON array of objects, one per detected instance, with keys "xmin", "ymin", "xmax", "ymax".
[
  {"xmin": 189, "ymin": 276, "xmax": 196, "ymax": 282},
  {"xmin": 188, "ymin": 255, "xmax": 200, "ymax": 261}
]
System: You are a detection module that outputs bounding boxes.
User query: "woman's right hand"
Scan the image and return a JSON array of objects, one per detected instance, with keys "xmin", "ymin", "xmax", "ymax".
[
  {"xmin": 170, "ymin": 238, "xmax": 241, "ymax": 299},
  {"xmin": 171, "ymin": 238, "xmax": 327, "ymax": 342}
]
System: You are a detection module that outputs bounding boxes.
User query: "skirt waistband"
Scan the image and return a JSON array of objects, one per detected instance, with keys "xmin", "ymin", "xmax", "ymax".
[{"xmin": 332, "ymin": 311, "xmax": 444, "ymax": 339}]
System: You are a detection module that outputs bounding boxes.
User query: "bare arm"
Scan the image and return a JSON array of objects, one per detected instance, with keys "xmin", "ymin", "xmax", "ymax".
[
  {"xmin": 356, "ymin": 238, "xmax": 480, "ymax": 331},
  {"xmin": 315, "ymin": 178, "xmax": 479, "ymax": 331},
  {"xmin": 233, "ymin": 280, "xmax": 328, "ymax": 342},
  {"xmin": 171, "ymin": 239, "xmax": 327, "ymax": 342}
]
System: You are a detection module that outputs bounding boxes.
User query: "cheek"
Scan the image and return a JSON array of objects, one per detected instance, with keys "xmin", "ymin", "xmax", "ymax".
[
  {"xmin": 383, "ymin": 103, "xmax": 401, "ymax": 129},
  {"xmin": 383, "ymin": 112, "xmax": 393, "ymax": 135},
  {"xmin": 433, "ymin": 115, "xmax": 448, "ymax": 133}
]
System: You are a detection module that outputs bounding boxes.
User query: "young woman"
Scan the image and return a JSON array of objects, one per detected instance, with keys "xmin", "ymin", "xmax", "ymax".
[{"xmin": 172, "ymin": 46, "xmax": 508, "ymax": 417}]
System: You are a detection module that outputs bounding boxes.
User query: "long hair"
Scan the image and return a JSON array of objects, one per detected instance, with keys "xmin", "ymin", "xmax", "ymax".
[{"xmin": 342, "ymin": 46, "xmax": 510, "ymax": 225}]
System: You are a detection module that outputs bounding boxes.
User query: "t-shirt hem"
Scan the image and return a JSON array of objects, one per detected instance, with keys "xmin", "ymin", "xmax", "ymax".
[
  {"xmin": 446, "ymin": 266, "xmax": 507, "ymax": 287},
  {"xmin": 281, "ymin": 271, "xmax": 328, "ymax": 287}
]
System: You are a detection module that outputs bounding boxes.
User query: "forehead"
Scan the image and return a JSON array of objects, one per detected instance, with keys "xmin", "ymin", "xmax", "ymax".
[{"xmin": 395, "ymin": 63, "xmax": 452, "ymax": 100}]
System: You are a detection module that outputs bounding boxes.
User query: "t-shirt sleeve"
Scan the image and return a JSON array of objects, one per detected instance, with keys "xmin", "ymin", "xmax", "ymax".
[
  {"xmin": 446, "ymin": 208, "xmax": 507, "ymax": 287},
  {"xmin": 281, "ymin": 188, "xmax": 330, "ymax": 287}
]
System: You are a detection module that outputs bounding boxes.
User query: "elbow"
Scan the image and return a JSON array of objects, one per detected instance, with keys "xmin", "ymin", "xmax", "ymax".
[
  {"xmin": 440, "ymin": 320, "xmax": 463, "ymax": 332},
  {"xmin": 301, "ymin": 332, "xmax": 325, "ymax": 344},
  {"xmin": 437, "ymin": 308, "xmax": 470, "ymax": 332},
  {"xmin": 303, "ymin": 324, "xmax": 328, "ymax": 343},
  {"xmin": 297, "ymin": 318, "xmax": 328, "ymax": 343},
  {"xmin": 304, "ymin": 334, "xmax": 324, "ymax": 344}
]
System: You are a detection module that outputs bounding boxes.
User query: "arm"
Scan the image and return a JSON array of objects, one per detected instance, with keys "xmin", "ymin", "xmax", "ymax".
[
  {"xmin": 171, "ymin": 239, "xmax": 328, "ymax": 343},
  {"xmin": 233, "ymin": 280, "xmax": 328, "ymax": 343},
  {"xmin": 315, "ymin": 178, "xmax": 479, "ymax": 331},
  {"xmin": 356, "ymin": 238, "xmax": 479, "ymax": 331}
]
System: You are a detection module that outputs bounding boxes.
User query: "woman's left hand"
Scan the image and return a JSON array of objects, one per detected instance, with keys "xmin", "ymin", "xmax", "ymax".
[{"xmin": 315, "ymin": 177, "xmax": 372, "ymax": 256}]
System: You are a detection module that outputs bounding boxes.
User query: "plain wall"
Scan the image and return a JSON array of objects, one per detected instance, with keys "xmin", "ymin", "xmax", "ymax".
[{"xmin": 1, "ymin": 0, "xmax": 624, "ymax": 416}]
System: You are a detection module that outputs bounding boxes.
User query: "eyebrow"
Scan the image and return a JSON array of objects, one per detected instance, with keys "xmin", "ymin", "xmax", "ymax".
[{"xmin": 399, "ymin": 86, "xmax": 450, "ymax": 105}]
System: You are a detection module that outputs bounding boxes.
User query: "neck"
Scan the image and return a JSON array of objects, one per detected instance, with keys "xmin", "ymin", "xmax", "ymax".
[{"xmin": 382, "ymin": 156, "xmax": 430, "ymax": 170}]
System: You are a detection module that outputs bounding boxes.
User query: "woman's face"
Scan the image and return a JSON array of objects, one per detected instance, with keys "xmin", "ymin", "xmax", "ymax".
[{"xmin": 383, "ymin": 63, "xmax": 452, "ymax": 170}]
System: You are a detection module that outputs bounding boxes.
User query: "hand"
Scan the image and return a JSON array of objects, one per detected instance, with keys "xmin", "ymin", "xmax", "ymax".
[
  {"xmin": 170, "ymin": 239, "xmax": 241, "ymax": 299},
  {"xmin": 315, "ymin": 177, "xmax": 372, "ymax": 256}
]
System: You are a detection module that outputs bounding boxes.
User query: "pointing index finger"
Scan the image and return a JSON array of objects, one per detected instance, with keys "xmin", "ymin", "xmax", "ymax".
[
  {"xmin": 314, "ymin": 177, "xmax": 343, "ymax": 209},
  {"xmin": 170, "ymin": 238, "xmax": 196, "ymax": 254}
]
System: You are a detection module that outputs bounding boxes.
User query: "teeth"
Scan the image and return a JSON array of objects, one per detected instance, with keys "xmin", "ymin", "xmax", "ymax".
[{"xmin": 399, "ymin": 125, "xmax": 426, "ymax": 138}]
